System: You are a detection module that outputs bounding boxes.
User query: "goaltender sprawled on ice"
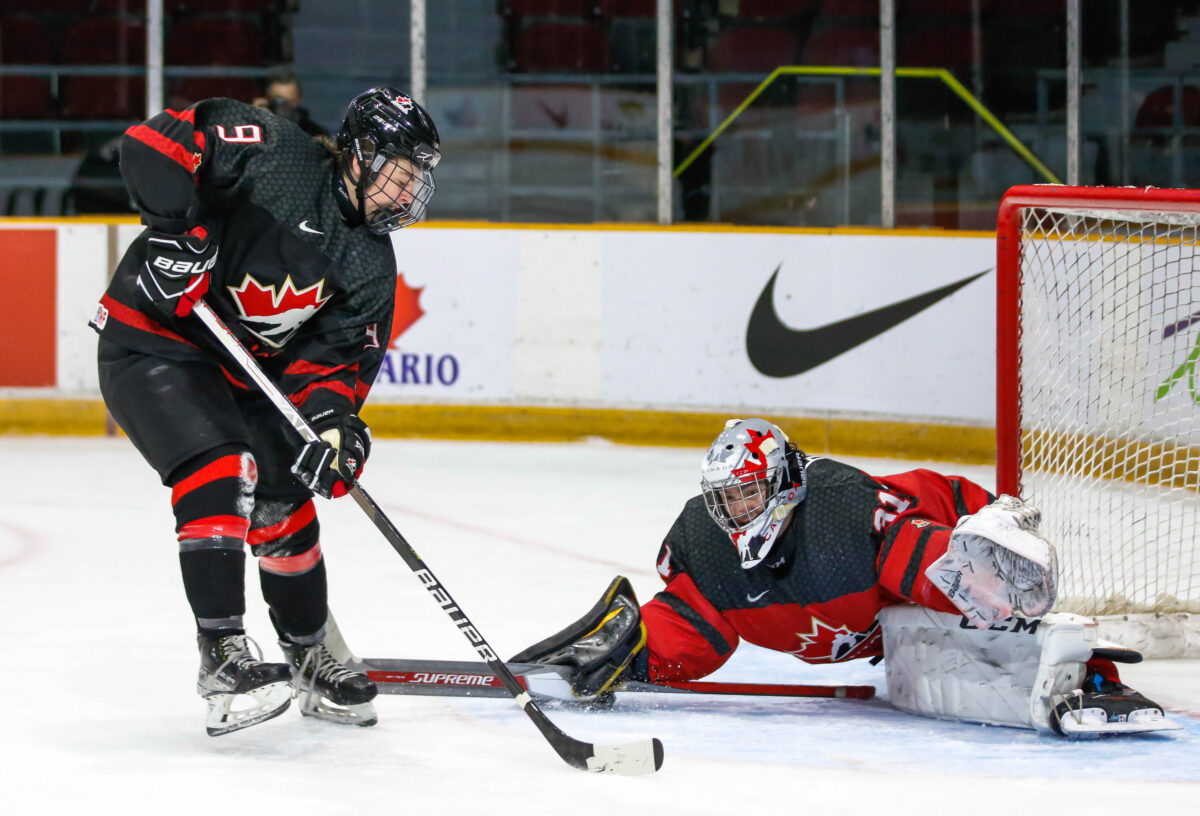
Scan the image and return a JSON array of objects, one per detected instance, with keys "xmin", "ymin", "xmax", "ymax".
[{"xmin": 515, "ymin": 418, "xmax": 1180, "ymax": 737}]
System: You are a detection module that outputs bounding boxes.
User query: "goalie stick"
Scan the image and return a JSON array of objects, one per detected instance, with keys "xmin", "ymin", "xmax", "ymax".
[
  {"xmin": 192, "ymin": 300, "xmax": 665, "ymax": 776},
  {"xmin": 344, "ymin": 657, "xmax": 877, "ymax": 701}
]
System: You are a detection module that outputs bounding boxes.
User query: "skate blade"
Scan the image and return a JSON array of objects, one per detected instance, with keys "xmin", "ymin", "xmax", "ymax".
[
  {"xmin": 204, "ymin": 681, "xmax": 292, "ymax": 736},
  {"xmin": 297, "ymin": 694, "xmax": 378, "ymax": 727},
  {"xmin": 1056, "ymin": 708, "xmax": 1184, "ymax": 737}
]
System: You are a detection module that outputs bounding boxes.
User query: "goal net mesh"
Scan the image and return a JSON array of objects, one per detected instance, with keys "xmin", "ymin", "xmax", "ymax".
[{"xmin": 1016, "ymin": 204, "xmax": 1200, "ymax": 623}]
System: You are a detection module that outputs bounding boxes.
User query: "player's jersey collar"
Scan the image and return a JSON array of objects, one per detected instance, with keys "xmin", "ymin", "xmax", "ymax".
[{"xmin": 332, "ymin": 171, "xmax": 362, "ymax": 227}]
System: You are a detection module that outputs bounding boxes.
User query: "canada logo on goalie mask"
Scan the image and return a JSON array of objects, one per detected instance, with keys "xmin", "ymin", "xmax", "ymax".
[{"xmin": 227, "ymin": 274, "xmax": 333, "ymax": 348}]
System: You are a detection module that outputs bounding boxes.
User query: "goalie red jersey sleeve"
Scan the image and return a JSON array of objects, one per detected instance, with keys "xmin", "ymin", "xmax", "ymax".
[
  {"xmin": 874, "ymin": 469, "xmax": 995, "ymax": 612},
  {"xmin": 642, "ymin": 572, "xmax": 741, "ymax": 682}
]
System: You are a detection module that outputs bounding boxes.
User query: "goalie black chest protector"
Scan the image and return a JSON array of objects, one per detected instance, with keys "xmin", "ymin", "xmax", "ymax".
[{"xmin": 654, "ymin": 458, "xmax": 920, "ymax": 663}]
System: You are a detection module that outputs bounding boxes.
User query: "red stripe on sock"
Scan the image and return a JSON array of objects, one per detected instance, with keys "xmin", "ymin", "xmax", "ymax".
[
  {"xmin": 178, "ymin": 516, "xmax": 250, "ymax": 541},
  {"xmin": 248, "ymin": 500, "xmax": 317, "ymax": 546},
  {"xmin": 171, "ymin": 454, "xmax": 252, "ymax": 505},
  {"xmin": 259, "ymin": 542, "xmax": 323, "ymax": 575}
]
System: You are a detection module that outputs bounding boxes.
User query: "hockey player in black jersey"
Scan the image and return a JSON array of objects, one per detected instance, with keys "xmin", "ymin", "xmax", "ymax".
[{"xmin": 90, "ymin": 87, "xmax": 440, "ymax": 735}]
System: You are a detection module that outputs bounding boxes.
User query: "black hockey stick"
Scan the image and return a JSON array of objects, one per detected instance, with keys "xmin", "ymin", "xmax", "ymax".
[
  {"xmin": 192, "ymin": 300, "xmax": 664, "ymax": 775},
  {"xmin": 347, "ymin": 657, "xmax": 877, "ymax": 701}
]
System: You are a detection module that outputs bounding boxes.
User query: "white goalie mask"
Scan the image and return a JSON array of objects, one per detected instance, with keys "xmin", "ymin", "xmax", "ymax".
[{"xmin": 700, "ymin": 418, "xmax": 807, "ymax": 570}]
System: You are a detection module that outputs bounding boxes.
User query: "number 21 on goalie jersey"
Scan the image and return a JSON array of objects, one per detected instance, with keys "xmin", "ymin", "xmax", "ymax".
[{"xmin": 874, "ymin": 491, "xmax": 912, "ymax": 531}]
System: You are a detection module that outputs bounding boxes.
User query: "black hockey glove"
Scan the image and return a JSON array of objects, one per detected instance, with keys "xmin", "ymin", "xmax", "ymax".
[
  {"xmin": 291, "ymin": 411, "xmax": 372, "ymax": 499},
  {"xmin": 142, "ymin": 227, "xmax": 218, "ymax": 317},
  {"xmin": 511, "ymin": 576, "xmax": 649, "ymax": 699}
]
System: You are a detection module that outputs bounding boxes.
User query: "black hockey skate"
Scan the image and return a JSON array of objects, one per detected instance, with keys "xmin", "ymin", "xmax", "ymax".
[
  {"xmin": 279, "ymin": 638, "xmax": 378, "ymax": 727},
  {"xmin": 197, "ymin": 633, "xmax": 293, "ymax": 736},
  {"xmin": 1050, "ymin": 669, "xmax": 1181, "ymax": 737}
]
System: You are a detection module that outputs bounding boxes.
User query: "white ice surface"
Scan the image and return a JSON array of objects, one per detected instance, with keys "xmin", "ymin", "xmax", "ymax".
[{"xmin": 1, "ymin": 437, "xmax": 1197, "ymax": 815}]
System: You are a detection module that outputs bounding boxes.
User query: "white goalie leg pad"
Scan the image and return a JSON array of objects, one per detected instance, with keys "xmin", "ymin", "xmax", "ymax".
[
  {"xmin": 880, "ymin": 606, "xmax": 1095, "ymax": 733},
  {"xmin": 925, "ymin": 495, "xmax": 1058, "ymax": 629}
]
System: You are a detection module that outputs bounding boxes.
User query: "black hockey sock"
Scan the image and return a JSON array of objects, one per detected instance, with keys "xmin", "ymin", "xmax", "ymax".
[
  {"xmin": 179, "ymin": 548, "xmax": 247, "ymax": 635},
  {"xmin": 261, "ymin": 557, "xmax": 328, "ymax": 642}
]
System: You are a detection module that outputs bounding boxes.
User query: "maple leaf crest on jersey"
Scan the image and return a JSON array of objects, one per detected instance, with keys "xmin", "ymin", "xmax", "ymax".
[
  {"xmin": 787, "ymin": 618, "xmax": 881, "ymax": 663},
  {"xmin": 227, "ymin": 274, "xmax": 333, "ymax": 348}
]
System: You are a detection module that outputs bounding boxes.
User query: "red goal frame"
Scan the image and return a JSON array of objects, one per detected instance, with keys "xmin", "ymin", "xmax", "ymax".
[{"xmin": 995, "ymin": 184, "xmax": 1200, "ymax": 497}]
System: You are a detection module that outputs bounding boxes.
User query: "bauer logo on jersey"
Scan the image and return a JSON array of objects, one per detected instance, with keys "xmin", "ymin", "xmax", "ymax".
[{"xmin": 227, "ymin": 274, "xmax": 333, "ymax": 348}]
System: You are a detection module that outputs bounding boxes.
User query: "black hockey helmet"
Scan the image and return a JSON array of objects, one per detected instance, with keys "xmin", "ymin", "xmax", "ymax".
[{"xmin": 337, "ymin": 87, "xmax": 441, "ymax": 234}]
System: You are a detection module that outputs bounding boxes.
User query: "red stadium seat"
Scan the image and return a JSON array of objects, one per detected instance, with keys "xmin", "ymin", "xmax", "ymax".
[
  {"xmin": 505, "ymin": 1, "xmax": 598, "ymax": 16},
  {"xmin": 162, "ymin": 0, "xmax": 277, "ymax": 12},
  {"xmin": 91, "ymin": 0, "xmax": 170, "ymax": 10},
  {"xmin": 1135, "ymin": 85, "xmax": 1200, "ymax": 129},
  {"xmin": 60, "ymin": 17, "xmax": 146, "ymax": 119},
  {"xmin": 167, "ymin": 18, "xmax": 264, "ymax": 66},
  {"xmin": 169, "ymin": 76, "xmax": 261, "ymax": 107},
  {"xmin": 0, "ymin": 0, "xmax": 92, "ymax": 12},
  {"xmin": 62, "ymin": 17, "xmax": 146, "ymax": 64},
  {"xmin": 511, "ymin": 22, "xmax": 607, "ymax": 72},
  {"xmin": 599, "ymin": 0, "xmax": 655, "ymax": 16},
  {"xmin": 988, "ymin": 0, "xmax": 1062, "ymax": 15},
  {"xmin": 899, "ymin": 25, "xmax": 978, "ymax": 71},
  {"xmin": 801, "ymin": 26, "xmax": 879, "ymax": 67},
  {"xmin": 819, "ymin": 0, "xmax": 878, "ymax": 18},
  {"xmin": 0, "ymin": 14, "xmax": 53, "ymax": 63},
  {"xmin": 902, "ymin": 0, "xmax": 996, "ymax": 14},
  {"xmin": 737, "ymin": 0, "xmax": 819, "ymax": 18},
  {"xmin": 0, "ymin": 76, "xmax": 54, "ymax": 118},
  {"xmin": 62, "ymin": 76, "xmax": 145, "ymax": 119},
  {"xmin": 709, "ymin": 26, "xmax": 799, "ymax": 73}
]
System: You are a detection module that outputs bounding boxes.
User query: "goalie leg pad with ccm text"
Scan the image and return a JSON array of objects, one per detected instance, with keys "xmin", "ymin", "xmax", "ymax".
[{"xmin": 880, "ymin": 606, "xmax": 1094, "ymax": 733}]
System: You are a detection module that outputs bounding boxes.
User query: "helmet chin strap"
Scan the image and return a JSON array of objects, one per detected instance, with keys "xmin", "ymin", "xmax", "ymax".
[
  {"xmin": 735, "ymin": 483, "xmax": 804, "ymax": 570},
  {"xmin": 354, "ymin": 162, "xmax": 370, "ymax": 223}
]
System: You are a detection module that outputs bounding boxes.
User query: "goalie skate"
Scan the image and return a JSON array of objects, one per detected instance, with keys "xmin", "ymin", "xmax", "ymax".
[
  {"xmin": 197, "ymin": 634, "xmax": 292, "ymax": 737},
  {"xmin": 280, "ymin": 639, "xmax": 378, "ymax": 727},
  {"xmin": 1050, "ymin": 671, "xmax": 1182, "ymax": 737}
]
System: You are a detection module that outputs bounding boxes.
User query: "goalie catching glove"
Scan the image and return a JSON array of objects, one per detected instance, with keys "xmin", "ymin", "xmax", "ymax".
[
  {"xmin": 141, "ymin": 227, "xmax": 218, "ymax": 317},
  {"xmin": 511, "ymin": 576, "xmax": 649, "ymax": 699},
  {"xmin": 926, "ymin": 494, "xmax": 1058, "ymax": 629},
  {"xmin": 292, "ymin": 411, "xmax": 371, "ymax": 498}
]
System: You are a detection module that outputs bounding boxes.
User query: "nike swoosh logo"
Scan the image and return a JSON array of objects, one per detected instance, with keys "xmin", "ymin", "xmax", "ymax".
[
  {"xmin": 536, "ymin": 98, "xmax": 569, "ymax": 129},
  {"xmin": 298, "ymin": 220, "xmax": 324, "ymax": 235},
  {"xmin": 746, "ymin": 265, "xmax": 990, "ymax": 378},
  {"xmin": 747, "ymin": 590, "xmax": 769, "ymax": 602}
]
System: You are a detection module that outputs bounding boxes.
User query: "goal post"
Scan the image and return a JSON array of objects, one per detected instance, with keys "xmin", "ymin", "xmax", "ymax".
[{"xmin": 996, "ymin": 184, "xmax": 1200, "ymax": 657}]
